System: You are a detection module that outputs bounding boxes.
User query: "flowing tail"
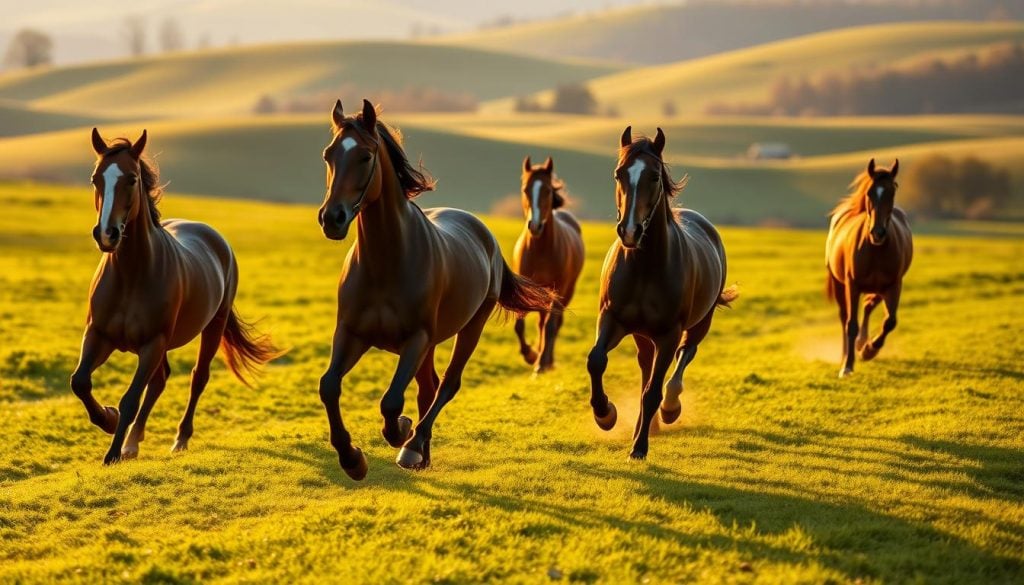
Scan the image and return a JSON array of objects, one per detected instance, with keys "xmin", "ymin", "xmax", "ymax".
[
  {"xmin": 220, "ymin": 307, "xmax": 285, "ymax": 387},
  {"xmin": 717, "ymin": 285, "xmax": 739, "ymax": 308},
  {"xmin": 498, "ymin": 261, "xmax": 558, "ymax": 318}
]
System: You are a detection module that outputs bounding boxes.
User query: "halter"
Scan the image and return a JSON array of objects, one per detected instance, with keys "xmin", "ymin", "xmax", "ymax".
[
  {"xmin": 340, "ymin": 122, "xmax": 381, "ymax": 216},
  {"xmin": 616, "ymin": 149, "xmax": 665, "ymax": 245}
]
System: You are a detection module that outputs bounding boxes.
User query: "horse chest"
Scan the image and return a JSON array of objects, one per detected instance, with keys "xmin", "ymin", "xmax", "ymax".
[
  {"xmin": 609, "ymin": 281, "xmax": 681, "ymax": 332},
  {"xmin": 343, "ymin": 301, "xmax": 412, "ymax": 350}
]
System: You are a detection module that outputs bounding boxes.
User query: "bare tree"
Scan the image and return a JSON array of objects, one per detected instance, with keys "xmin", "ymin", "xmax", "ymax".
[
  {"xmin": 159, "ymin": 18, "xmax": 184, "ymax": 53},
  {"xmin": 122, "ymin": 16, "xmax": 147, "ymax": 57},
  {"xmin": 3, "ymin": 29, "xmax": 53, "ymax": 69}
]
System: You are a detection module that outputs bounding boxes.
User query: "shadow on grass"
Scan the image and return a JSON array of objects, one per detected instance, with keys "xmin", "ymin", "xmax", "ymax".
[{"xmin": 901, "ymin": 435, "xmax": 1024, "ymax": 500}]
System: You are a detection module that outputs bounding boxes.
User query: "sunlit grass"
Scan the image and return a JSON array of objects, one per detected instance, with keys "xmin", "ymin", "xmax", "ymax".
[{"xmin": 1, "ymin": 182, "xmax": 1022, "ymax": 583}]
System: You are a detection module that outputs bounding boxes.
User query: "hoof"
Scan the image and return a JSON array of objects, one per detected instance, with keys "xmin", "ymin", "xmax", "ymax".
[
  {"xmin": 628, "ymin": 449, "xmax": 648, "ymax": 461},
  {"xmin": 170, "ymin": 439, "xmax": 189, "ymax": 453},
  {"xmin": 103, "ymin": 452, "xmax": 121, "ymax": 465},
  {"xmin": 522, "ymin": 349, "xmax": 538, "ymax": 366},
  {"xmin": 594, "ymin": 402, "xmax": 617, "ymax": 431},
  {"xmin": 660, "ymin": 402, "xmax": 682, "ymax": 424},
  {"xmin": 99, "ymin": 406, "xmax": 119, "ymax": 435},
  {"xmin": 383, "ymin": 416, "xmax": 413, "ymax": 448},
  {"xmin": 120, "ymin": 446, "xmax": 139, "ymax": 460},
  {"xmin": 340, "ymin": 447, "xmax": 368, "ymax": 481},
  {"xmin": 396, "ymin": 445, "xmax": 427, "ymax": 470},
  {"xmin": 838, "ymin": 367, "xmax": 854, "ymax": 379},
  {"xmin": 533, "ymin": 363, "xmax": 554, "ymax": 375},
  {"xmin": 860, "ymin": 343, "xmax": 879, "ymax": 361}
]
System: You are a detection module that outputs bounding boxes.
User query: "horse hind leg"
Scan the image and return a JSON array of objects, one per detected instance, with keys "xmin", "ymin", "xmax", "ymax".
[
  {"xmin": 631, "ymin": 331, "xmax": 682, "ymax": 460},
  {"xmin": 662, "ymin": 309, "xmax": 714, "ymax": 424},
  {"xmin": 122, "ymin": 356, "xmax": 170, "ymax": 459},
  {"xmin": 379, "ymin": 331, "xmax": 430, "ymax": 448},
  {"xmin": 397, "ymin": 299, "xmax": 495, "ymax": 471},
  {"xmin": 172, "ymin": 313, "xmax": 226, "ymax": 453},
  {"xmin": 856, "ymin": 295, "xmax": 881, "ymax": 352},
  {"xmin": 514, "ymin": 317, "xmax": 538, "ymax": 366}
]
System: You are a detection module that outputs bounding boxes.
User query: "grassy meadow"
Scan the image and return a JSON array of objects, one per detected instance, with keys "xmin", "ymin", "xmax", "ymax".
[{"xmin": 1, "ymin": 181, "xmax": 1022, "ymax": 583}]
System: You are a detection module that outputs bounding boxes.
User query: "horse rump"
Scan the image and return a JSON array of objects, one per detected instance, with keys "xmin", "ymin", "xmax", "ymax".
[{"xmin": 220, "ymin": 308, "xmax": 285, "ymax": 386}]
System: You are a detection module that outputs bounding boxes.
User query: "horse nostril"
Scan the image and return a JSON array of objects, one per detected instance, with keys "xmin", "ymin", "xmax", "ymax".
[
  {"xmin": 616, "ymin": 223, "xmax": 625, "ymax": 238},
  {"xmin": 334, "ymin": 207, "xmax": 349, "ymax": 226},
  {"xmin": 106, "ymin": 226, "xmax": 121, "ymax": 241}
]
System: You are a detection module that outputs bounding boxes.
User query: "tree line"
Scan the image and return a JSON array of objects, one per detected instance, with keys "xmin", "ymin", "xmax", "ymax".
[{"xmin": 707, "ymin": 42, "xmax": 1024, "ymax": 116}]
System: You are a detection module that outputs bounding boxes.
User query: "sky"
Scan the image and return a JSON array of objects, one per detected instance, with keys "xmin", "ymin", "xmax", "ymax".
[{"xmin": 1, "ymin": 0, "xmax": 656, "ymax": 65}]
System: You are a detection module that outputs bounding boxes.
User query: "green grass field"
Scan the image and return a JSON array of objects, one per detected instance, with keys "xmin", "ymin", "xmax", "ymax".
[{"xmin": 1, "ymin": 182, "xmax": 1022, "ymax": 583}]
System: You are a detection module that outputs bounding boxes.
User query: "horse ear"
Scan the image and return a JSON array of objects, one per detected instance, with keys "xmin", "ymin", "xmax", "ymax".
[
  {"xmin": 867, "ymin": 158, "xmax": 876, "ymax": 178},
  {"xmin": 891, "ymin": 158, "xmax": 899, "ymax": 178},
  {"xmin": 620, "ymin": 125, "xmax": 632, "ymax": 148},
  {"xmin": 130, "ymin": 129, "xmax": 147, "ymax": 160},
  {"xmin": 331, "ymin": 99, "xmax": 345, "ymax": 130},
  {"xmin": 523, "ymin": 156, "xmax": 532, "ymax": 173},
  {"xmin": 91, "ymin": 127, "xmax": 107, "ymax": 155},
  {"xmin": 361, "ymin": 99, "xmax": 377, "ymax": 131},
  {"xmin": 543, "ymin": 156, "xmax": 554, "ymax": 172},
  {"xmin": 653, "ymin": 127, "xmax": 666, "ymax": 156}
]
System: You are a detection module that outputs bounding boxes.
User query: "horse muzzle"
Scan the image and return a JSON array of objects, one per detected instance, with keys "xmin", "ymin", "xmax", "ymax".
[
  {"xmin": 93, "ymin": 224, "xmax": 123, "ymax": 252},
  {"xmin": 528, "ymin": 219, "xmax": 545, "ymax": 237},
  {"xmin": 869, "ymin": 226, "xmax": 888, "ymax": 246},
  {"xmin": 319, "ymin": 204, "xmax": 355, "ymax": 241},
  {"xmin": 616, "ymin": 221, "xmax": 642, "ymax": 249}
]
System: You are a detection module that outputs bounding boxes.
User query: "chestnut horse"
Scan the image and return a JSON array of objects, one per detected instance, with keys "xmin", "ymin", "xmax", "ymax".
[
  {"xmin": 71, "ymin": 129, "xmax": 281, "ymax": 464},
  {"xmin": 317, "ymin": 100, "xmax": 555, "ymax": 480},
  {"xmin": 512, "ymin": 156, "xmax": 584, "ymax": 373},
  {"xmin": 826, "ymin": 158, "xmax": 913, "ymax": 378},
  {"xmin": 587, "ymin": 127, "xmax": 736, "ymax": 460}
]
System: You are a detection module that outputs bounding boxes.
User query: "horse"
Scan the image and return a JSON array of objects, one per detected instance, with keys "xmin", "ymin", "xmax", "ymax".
[
  {"xmin": 512, "ymin": 156, "xmax": 585, "ymax": 373},
  {"xmin": 317, "ymin": 99, "xmax": 555, "ymax": 480},
  {"xmin": 826, "ymin": 158, "xmax": 913, "ymax": 378},
  {"xmin": 586, "ymin": 126, "xmax": 736, "ymax": 460},
  {"xmin": 71, "ymin": 128, "xmax": 281, "ymax": 464}
]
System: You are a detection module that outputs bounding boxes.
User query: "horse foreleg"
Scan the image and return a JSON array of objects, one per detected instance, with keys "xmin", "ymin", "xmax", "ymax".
[
  {"xmin": 70, "ymin": 327, "xmax": 118, "ymax": 434},
  {"xmin": 380, "ymin": 331, "xmax": 430, "ymax": 448},
  {"xmin": 397, "ymin": 300, "xmax": 495, "ymax": 470},
  {"xmin": 587, "ymin": 312, "xmax": 626, "ymax": 431},
  {"xmin": 104, "ymin": 338, "xmax": 168, "ymax": 464},
  {"xmin": 414, "ymin": 346, "xmax": 438, "ymax": 422},
  {"xmin": 630, "ymin": 331, "xmax": 681, "ymax": 460},
  {"xmin": 856, "ymin": 295, "xmax": 881, "ymax": 352},
  {"xmin": 862, "ymin": 283, "xmax": 901, "ymax": 361},
  {"xmin": 122, "ymin": 356, "xmax": 170, "ymax": 459},
  {"xmin": 536, "ymin": 306, "xmax": 561, "ymax": 373},
  {"xmin": 514, "ymin": 317, "xmax": 537, "ymax": 365},
  {"xmin": 840, "ymin": 283, "xmax": 861, "ymax": 378},
  {"xmin": 319, "ymin": 324, "xmax": 369, "ymax": 480}
]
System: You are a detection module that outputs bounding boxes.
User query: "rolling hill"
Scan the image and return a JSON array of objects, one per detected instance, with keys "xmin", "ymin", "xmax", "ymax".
[
  {"xmin": 0, "ymin": 41, "xmax": 620, "ymax": 119},
  {"xmin": 482, "ymin": 22, "xmax": 1024, "ymax": 118},
  {"xmin": 1, "ymin": 113, "xmax": 1022, "ymax": 226},
  {"xmin": 442, "ymin": 1, "xmax": 1024, "ymax": 65}
]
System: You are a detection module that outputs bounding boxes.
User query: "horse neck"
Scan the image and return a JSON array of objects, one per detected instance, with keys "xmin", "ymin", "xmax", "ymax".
[
  {"xmin": 354, "ymin": 150, "xmax": 422, "ymax": 272},
  {"xmin": 108, "ymin": 194, "xmax": 164, "ymax": 275},
  {"xmin": 523, "ymin": 209, "xmax": 557, "ymax": 248}
]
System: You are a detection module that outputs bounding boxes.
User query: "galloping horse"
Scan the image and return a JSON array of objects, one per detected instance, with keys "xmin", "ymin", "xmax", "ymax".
[
  {"xmin": 71, "ymin": 129, "xmax": 281, "ymax": 464},
  {"xmin": 826, "ymin": 158, "xmax": 913, "ymax": 378},
  {"xmin": 512, "ymin": 156, "xmax": 584, "ymax": 373},
  {"xmin": 587, "ymin": 127, "xmax": 736, "ymax": 460},
  {"xmin": 317, "ymin": 100, "xmax": 555, "ymax": 480}
]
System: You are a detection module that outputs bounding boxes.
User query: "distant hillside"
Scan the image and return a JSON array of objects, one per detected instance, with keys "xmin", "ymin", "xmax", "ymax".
[
  {"xmin": 442, "ymin": 0, "xmax": 1024, "ymax": 65},
  {"xmin": 484, "ymin": 22, "xmax": 1024, "ymax": 118},
  {"xmin": 0, "ymin": 41, "xmax": 619, "ymax": 119},
  {"xmin": 0, "ymin": 113, "xmax": 1021, "ymax": 225}
]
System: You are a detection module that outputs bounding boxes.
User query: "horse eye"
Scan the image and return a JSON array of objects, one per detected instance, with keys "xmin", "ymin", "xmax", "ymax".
[{"xmin": 125, "ymin": 176, "xmax": 138, "ymax": 185}]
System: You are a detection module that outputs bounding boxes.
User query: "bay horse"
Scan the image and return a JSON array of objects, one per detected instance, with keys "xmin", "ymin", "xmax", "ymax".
[
  {"xmin": 587, "ymin": 126, "xmax": 736, "ymax": 460},
  {"xmin": 317, "ymin": 99, "xmax": 555, "ymax": 480},
  {"xmin": 71, "ymin": 128, "xmax": 281, "ymax": 464},
  {"xmin": 512, "ymin": 156, "xmax": 584, "ymax": 373},
  {"xmin": 826, "ymin": 158, "xmax": 913, "ymax": 378}
]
